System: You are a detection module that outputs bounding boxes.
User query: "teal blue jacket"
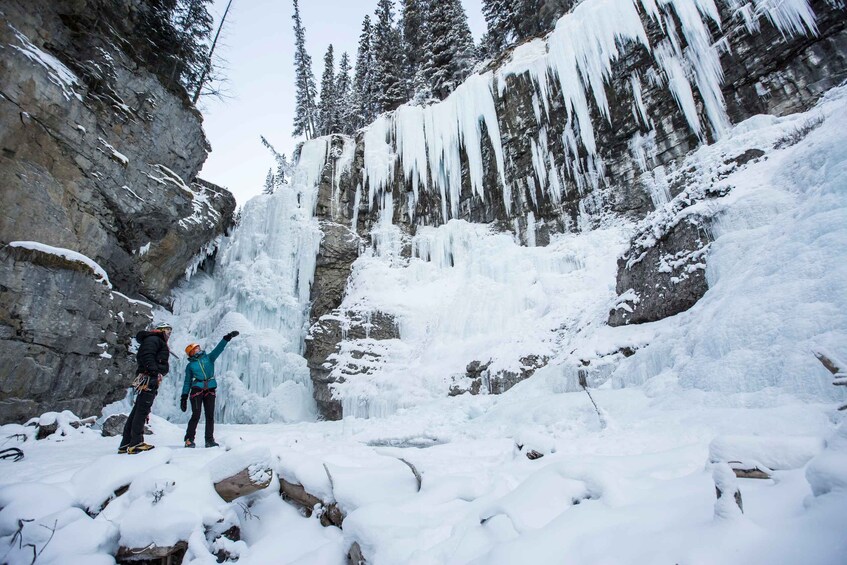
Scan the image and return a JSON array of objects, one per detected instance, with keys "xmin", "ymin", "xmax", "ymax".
[{"xmin": 182, "ymin": 339, "xmax": 228, "ymax": 395}]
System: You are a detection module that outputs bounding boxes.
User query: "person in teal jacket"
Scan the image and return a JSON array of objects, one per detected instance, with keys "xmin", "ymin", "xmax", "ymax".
[{"xmin": 180, "ymin": 331, "xmax": 239, "ymax": 447}]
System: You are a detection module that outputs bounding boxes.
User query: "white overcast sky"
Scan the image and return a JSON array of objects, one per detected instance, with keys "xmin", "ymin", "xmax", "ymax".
[{"xmin": 198, "ymin": 0, "xmax": 486, "ymax": 206}]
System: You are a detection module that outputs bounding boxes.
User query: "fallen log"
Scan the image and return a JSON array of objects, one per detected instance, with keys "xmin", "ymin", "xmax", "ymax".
[
  {"xmin": 813, "ymin": 349, "xmax": 845, "ymax": 375},
  {"xmin": 398, "ymin": 458, "xmax": 422, "ymax": 491},
  {"xmin": 728, "ymin": 461, "xmax": 772, "ymax": 480},
  {"xmin": 116, "ymin": 540, "xmax": 187, "ymax": 564},
  {"xmin": 214, "ymin": 463, "xmax": 273, "ymax": 503},
  {"xmin": 279, "ymin": 477, "xmax": 345, "ymax": 527},
  {"xmin": 812, "ymin": 349, "xmax": 847, "ymax": 410}
]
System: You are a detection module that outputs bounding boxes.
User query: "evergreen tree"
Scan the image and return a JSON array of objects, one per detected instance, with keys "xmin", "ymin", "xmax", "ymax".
[
  {"xmin": 400, "ymin": 0, "xmax": 427, "ymax": 98},
  {"xmin": 171, "ymin": 0, "xmax": 214, "ymax": 93},
  {"xmin": 372, "ymin": 0, "xmax": 407, "ymax": 113},
  {"xmin": 141, "ymin": 0, "xmax": 218, "ymax": 95},
  {"xmin": 353, "ymin": 15, "xmax": 376, "ymax": 128},
  {"xmin": 263, "ymin": 168, "xmax": 276, "ymax": 195},
  {"xmin": 335, "ymin": 52, "xmax": 354, "ymax": 134},
  {"xmin": 422, "ymin": 0, "xmax": 477, "ymax": 100},
  {"xmin": 317, "ymin": 44, "xmax": 337, "ymax": 136},
  {"xmin": 292, "ymin": 0, "xmax": 318, "ymax": 139},
  {"xmin": 261, "ymin": 136, "xmax": 291, "ymax": 188},
  {"xmin": 481, "ymin": 0, "xmax": 573, "ymax": 54},
  {"xmin": 481, "ymin": 0, "xmax": 513, "ymax": 56},
  {"xmin": 276, "ymin": 153, "xmax": 290, "ymax": 187},
  {"xmin": 191, "ymin": 0, "xmax": 234, "ymax": 103},
  {"xmin": 451, "ymin": 1, "xmax": 477, "ymax": 84}
]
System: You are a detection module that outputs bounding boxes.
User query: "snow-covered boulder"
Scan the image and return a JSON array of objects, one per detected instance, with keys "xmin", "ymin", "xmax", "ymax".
[
  {"xmin": 708, "ymin": 435, "xmax": 825, "ymax": 471},
  {"xmin": 805, "ymin": 420, "xmax": 847, "ymax": 497}
]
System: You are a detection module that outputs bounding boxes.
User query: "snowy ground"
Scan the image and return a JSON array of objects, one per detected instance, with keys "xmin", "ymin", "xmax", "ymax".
[
  {"xmin": 3, "ymin": 42, "xmax": 847, "ymax": 565},
  {"xmin": 0, "ymin": 389, "xmax": 844, "ymax": 564}
]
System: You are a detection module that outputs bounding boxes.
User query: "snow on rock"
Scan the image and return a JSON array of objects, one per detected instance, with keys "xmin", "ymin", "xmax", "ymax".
[
  {"xmin": 8, "ymin": 241, "xmax": 112, "ymax": 288},
  {"xmin": 0, "ymin": 479, "xmax": 119, "ymax": 565},
  {"xmin": 206, "ymin": 446, "xmax": 275, "ymax": 484},
  {"xmin": 8, "ymin": 24, "xmax": 81, "ymax": 102},
  {"xmin": 514, "ymin": 429, "xmax": 558, "ymax": 458},
  {"xmin": 328, "ymin": 219, "xmax": 628, "ymax": 417},
  {"xmin": 805, "ymin": 420, "xmax": 847, "ymax": 497},
  {"xmin": 71, "ymin": 450, "xmax": 171, "ymax": 513},
  {"xmin": 480, "ymin": 466, "xmax": 590, "ymax": 531},
  {"xmin": 709, "ymin": 435, "xmax": 824, "ymax": 470},
  {"xmin": 97, "ymin": 137, "xmax": 128, "ymax": 166},
  {"xmin": 0, "ymin": 482, "xmax": 75, "ymax": 536},
  {"xmin": 102, "ymin": 459, "xmax": 225, "ymax": 550},
  {"xmin": 712, "ymin": 461, "xmax": 744, "ymax": 519},
  {"xmin": 325, "ymin": 456, "xmax": 418, "ymax": 515},
  {"xmin": 609, "ymin": 85, "xmax": 847, "ymax": 400}
]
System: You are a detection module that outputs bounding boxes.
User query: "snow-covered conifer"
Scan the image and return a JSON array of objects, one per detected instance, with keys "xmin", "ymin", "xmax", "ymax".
[
  {"xmin": 263, "ymin": 168, "xmax": 275, "ymax": 195},
  {"xmin": 372, "ymin": 0, "xmax": 408, "ymax": 113},
  {"xmin": 335, "ymin": 52, "xmax": 354, "ymax": 134},
  {"xmin": 353, "ymin": 15, "xmax": 376, "ymax": 129},
  {"xmin": 481, "ymin": 0, "xmax": 513, "ymax": 55},
  {"xmin": 422, "ymin": 0, "xmax": 477, "ymax": 100},
  {"xmin": 317, "ymin": 45, "xmax": 337, "ymax": 136},
  {"xmin": 172, "ymin": 0, "xmax": 214, "ymax": 94},
  {"xmin": 291, "ymin": 0, "xmax": 318, "ymax": 139},
  {"xmin": 260, "ymin": 136, "xmax": 290, "ymax": 187},
  {"xmin": 400, "ymin": 0, "xmax": 427, "ymax": 98},
  {"xmin": 276, "ymin": 153, "xmax": 290, "ymax": 187}
]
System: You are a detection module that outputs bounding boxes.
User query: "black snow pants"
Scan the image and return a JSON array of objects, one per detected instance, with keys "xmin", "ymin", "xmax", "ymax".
[
  {"xmin": 184, "ymin": 388, "xmax": 216, "ymax": 443},
  {"xmin": 120, "ymin": 389, "xmax": 157, "ymax": 447}
]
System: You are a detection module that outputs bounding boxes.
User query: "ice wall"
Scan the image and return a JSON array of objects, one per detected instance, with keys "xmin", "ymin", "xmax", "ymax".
[
  {"xmin": 329, "ymin": 219, "xmax": 630, "ymax": 418},
  {"xmin": 157, "ymin": 139, "xmax": 332, "ymax": 424},
  {"xmin": 359, "ymin": 0, "xmax": 817, "ymax": 223},
  {"xmin": 331, "ymin": 85, "xmax": 847, "ymax": 419}
]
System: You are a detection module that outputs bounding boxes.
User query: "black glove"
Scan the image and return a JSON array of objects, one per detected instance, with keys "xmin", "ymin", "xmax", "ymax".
[
  {"xmin": 223, "ymin": 331, "xmax": 240, "ymax": 341},
  {"xmin": 180, "ymin": 394, "xmax": 187, "ymax": 412}
]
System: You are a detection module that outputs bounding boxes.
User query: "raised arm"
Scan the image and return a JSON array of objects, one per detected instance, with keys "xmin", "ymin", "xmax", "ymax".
[{"xmin": 207, "ymin": 338, "xmax": 228, "ymax": 364}]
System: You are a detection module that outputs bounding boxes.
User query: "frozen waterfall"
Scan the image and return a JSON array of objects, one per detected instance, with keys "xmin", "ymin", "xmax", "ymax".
[{"xmin": 156, "ymin": 139, "xmax": 332, "ymax": 424}]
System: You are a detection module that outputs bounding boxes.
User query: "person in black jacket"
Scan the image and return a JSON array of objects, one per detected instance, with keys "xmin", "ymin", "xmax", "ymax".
[{"xmin": 119, "ymin": 322, "xmax": 172, "ymax": 454}]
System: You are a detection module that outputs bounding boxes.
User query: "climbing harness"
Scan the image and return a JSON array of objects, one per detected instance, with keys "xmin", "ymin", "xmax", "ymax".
[{"xmin": 130, "ymin": 373, "xmax": 154, "ymax": 393}]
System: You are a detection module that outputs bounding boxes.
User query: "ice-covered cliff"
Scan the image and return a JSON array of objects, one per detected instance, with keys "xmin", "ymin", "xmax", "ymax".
[
  {"xmin": 302, "ymin": 0, "xmax": 846, "ymax": 419},
  {"xmin": 161, "ymin": 0, "xmax": 846, "ymax": 423}
]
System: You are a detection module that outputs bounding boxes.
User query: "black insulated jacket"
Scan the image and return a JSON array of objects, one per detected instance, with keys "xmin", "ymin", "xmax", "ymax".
[{"xmin": 135, "ymin": 331, "xmax": 170, "ymax": 380}]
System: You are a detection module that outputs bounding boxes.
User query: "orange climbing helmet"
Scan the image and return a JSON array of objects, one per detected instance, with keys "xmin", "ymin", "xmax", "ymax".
[{"xmin": 185, "ymin": 343, "xmax": 201, "ymax": 357}]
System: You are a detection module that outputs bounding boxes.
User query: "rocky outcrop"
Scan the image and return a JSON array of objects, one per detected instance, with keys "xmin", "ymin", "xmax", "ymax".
[
  {"xmin": 0, "ymin": 245, "xmax": 152, "ymax": 421},
  {"xmin": 0, "ymin": 0, "xmax": 235, "ymax": 303},
  {"xmin": 310, "ymin": 0, "xmax": 845, "ymax": 242},
  {"xmin": 0, "ymin": 0, "xmax": 234, "ymax": 422},
  {"xmin": 449, "ymin": 356, "xmax": 549, "ymax": 396},
  {"xmin": 307, "ymin": 310, "xmax": 400, "ymax": 420},
  {"xmin": 609, "ymin": 218, "xmax": 712, "ymax": 326}
]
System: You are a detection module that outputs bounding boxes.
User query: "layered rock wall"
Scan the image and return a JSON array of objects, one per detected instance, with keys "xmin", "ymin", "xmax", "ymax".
[
  {"xmin": 0, "ymin": 0, "xmax": 235, "ymax": 421},
  {"xmin": 304, "ymin": 0, "xmax": 846, "ymax": 418}
]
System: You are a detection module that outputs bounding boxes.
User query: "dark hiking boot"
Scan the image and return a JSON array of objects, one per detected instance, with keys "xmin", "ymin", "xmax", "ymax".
[
  {"xmin": 127, "ymin": 442, "xmax": 155, "ymax": 454},
  {"xmin": 205, "ymin": 440, "xmax": 220, "ymax": 448},
  {"xmin": 117, "ymin": 445, "xmax": 129, "ymax": 454},
  {"xmin": 184, "ymin": 440, "xmax": 196, "ymax": 448}
]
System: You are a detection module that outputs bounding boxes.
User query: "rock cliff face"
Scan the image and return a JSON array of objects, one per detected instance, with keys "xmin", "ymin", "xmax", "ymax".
[
  {"xmin": 304, "ymin": 0, "xmax": 846, "ymax": 418},
  {"xmin": 0, "ymin": 0, "xmax": 235, "ymax": 422}
]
